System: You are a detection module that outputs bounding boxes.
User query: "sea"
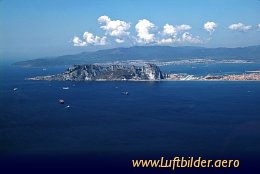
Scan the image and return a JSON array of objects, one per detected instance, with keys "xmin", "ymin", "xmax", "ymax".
[{"xmin": 0, "ymin": 62, "xmax": 260, "ymax": 173}]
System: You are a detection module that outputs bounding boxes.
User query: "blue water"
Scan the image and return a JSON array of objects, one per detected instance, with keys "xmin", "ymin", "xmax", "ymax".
[
  {"xmin": 0, "ymin": 63, "xmax": 260, "ymax": 159},
  {"xmin": 161, "ymin": 63, "xmax": 260, "ymax": 76}
]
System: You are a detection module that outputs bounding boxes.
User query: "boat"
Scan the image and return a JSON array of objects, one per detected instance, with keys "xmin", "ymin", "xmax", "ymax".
[
  {"xmin": 121, "ymin": 91, "xmax": 129, "ymax": 95},
  {"xmin": 59, "ymin": 99, "xmax": 65, "ymax": 104},
  {"xmin": 62, "ymin": 87, "xmax": 69, "ymax": 90},
  {"xmin": 13, "ymin": 88, "xmax": 18, "ymax": 91}
]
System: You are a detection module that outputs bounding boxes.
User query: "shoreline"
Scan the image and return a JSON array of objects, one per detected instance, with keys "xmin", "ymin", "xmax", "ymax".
[
  {"xmin": 25, "ymin": 63, "xmax": 260, "ymax": 82},
  {"xmin": 26, "ymin": 78, "xmax": 260, "ymax": 82}
]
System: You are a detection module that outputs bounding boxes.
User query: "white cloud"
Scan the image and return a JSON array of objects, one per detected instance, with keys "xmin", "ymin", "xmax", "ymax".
[
  {"xmin": 115, "ymin": 38, "xmax": 125, "ymax": 43},
  {"xmin": 83, "ymin": 32, "xmax": 107, "ymax": 45},
  {"xmin": 162, "ymin": 24, "xmax": 177, "ymax": 36},
  {"xmin": 97, "ymin": 16, "xmax": 111, "ymax": 23},
  {"xmin": 182, "ymin": 32, "xmax": 202, "ymax": 44},
  {"xmin": 158, "ymin": 30, "xmax": 202, "ymax": 45},
  {"xmin": 162, "ymin": 24, "xmax": 191, "ymax": 36},
  {"xmin": 204, "ymin": 21, "xmax": 217, "ymax": 34},
  {"xmin": 98, "ymin": 15, "xmax": 131, "ymax": 37},
  {"xmin": 176, "ymin": 24, "xmax": 192, "ymax": 31},
  {"xmin": 157, "ymin": 38, "xmax": 176, "ymax": 45},
  {"xmin": 228, "ymin": 23, "xmax": 252, "ymax": 32},
  {"xmin": 73, "ymin": 36, "xmax": 86, "ymax": 46},
  {"xmin": 135, "ymin": 19, "xmax": 156, "ymax": 43},
  {"xmin": 73, "ymin": 32, "xmax": 107, "ymax": 46},
  {"xmin": 159, "ymin": 23, "xmax": 193, "ymax": 45}
]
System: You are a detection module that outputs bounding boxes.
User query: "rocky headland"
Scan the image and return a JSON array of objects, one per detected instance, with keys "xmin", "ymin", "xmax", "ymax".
[
  {"xmin": 27, "ymin": 64, "xmax": 260, "ymax": 81},
  {"xmin": 28, "ymin": 64, "xmax": 164, "ymax": 81}
]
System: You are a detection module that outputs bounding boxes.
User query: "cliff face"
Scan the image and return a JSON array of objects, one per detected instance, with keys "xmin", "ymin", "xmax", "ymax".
[{"xmin": 29, "ymin": 64, "xmax": 164, "ymax": 81}]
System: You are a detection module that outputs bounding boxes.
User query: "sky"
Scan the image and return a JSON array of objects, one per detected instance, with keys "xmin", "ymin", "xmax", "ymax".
[{"xmin": 0, "ymin": 0, "xmax": 260, "ymax": 59}]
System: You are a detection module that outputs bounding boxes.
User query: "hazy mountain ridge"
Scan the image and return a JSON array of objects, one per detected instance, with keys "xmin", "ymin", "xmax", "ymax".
[{"xmin": 14, "ymin": 45, "xmax": 260, "ymax": 67}]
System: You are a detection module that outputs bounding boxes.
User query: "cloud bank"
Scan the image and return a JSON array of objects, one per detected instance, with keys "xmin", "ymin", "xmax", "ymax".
[{"xmin": 73, "ymin": 16, "xmax": 258, "ymax": 47}]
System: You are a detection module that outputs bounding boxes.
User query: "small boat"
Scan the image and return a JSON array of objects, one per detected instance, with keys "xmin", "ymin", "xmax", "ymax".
[
  {"xmin": 13, "ymin": 88, "xmax": 18, "ymax": 91},
  {"xmin": 65, "ymin": 105, "xmax": 70, "ymax": 108},
  {"xmin": 121, "ymin": 91, "xmax": 129, "ymax": 95},
  {"xmin": 42, "ymin": 68, "xmax": 47, "ymax": 71},
  {"xmin": 59, "ymin": 99, "xmax": 65, "ymax": 104},
  {"xmin": 62, "ymin": 87, "xmax": 69, "ymax": 90}
]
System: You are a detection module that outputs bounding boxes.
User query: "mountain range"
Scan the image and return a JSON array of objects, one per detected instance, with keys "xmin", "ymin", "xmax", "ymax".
[{"xmin": 14, "ymin": 45, "xmax": 260, "ymax": 67}]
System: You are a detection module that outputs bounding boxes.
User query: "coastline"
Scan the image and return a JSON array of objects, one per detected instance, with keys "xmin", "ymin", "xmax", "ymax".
[
  {"xmin": 25, "ymin": 63, "xmax": 260, "ymax": 82},
  {"xmin": 26, "ymin": 78, "xmax": 260, "ymax": 82}
]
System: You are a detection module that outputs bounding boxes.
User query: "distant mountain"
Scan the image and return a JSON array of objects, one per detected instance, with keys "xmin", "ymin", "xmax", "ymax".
[{"xmin": 14, "ymin": 45, "xmax": 260, "ymax": 67}]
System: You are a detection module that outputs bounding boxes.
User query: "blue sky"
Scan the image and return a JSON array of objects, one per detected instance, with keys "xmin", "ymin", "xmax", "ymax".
[{"xmin": 0, "ymin": 0, "xmax": 260, "ymax": 59}]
